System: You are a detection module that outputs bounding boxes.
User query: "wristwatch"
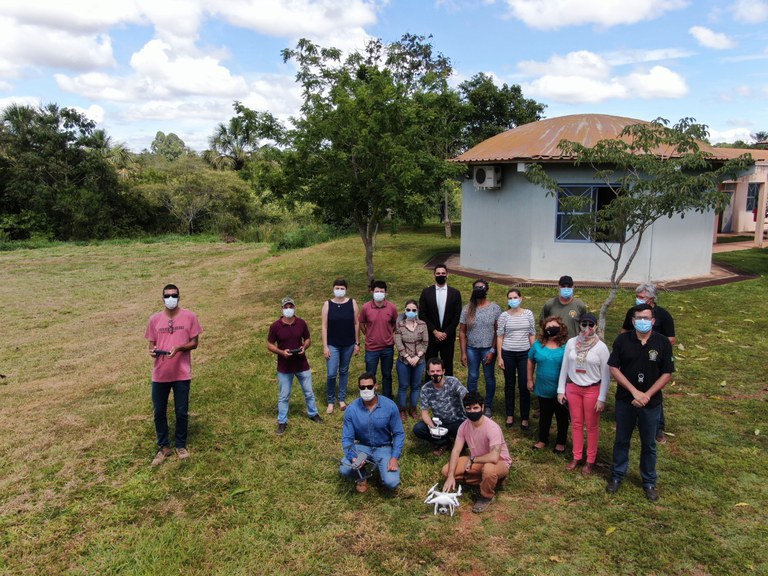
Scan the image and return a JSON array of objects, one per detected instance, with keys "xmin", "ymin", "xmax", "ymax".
[{"xmin": 469, "ymin": 456, "xmax": 475, "ymax": 465}]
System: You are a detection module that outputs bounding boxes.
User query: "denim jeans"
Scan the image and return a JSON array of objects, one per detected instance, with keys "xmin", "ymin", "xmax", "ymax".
[
  {"xmin": 339, "ymin": 443, "xmax": 400, "ymax": 489},
  {"xmin": 466, "ymin": 345, "xmax": 497, "ymax": 409},
  {"xmin": 152, "ymin": 380, "xmax": 190, "ymax": 449},
  {"xmin": 501, "ymin": 349, "xmax": 530, "ymax": 420},
  {"xmin": 277, "ymin": 370, "xmax": 319, "ymax": 424},
  {"xmin": 326, "ymin": 344, "xmax": 355, "ymax": 404},
  {"xmin": 364, "ymin": 346, "xmax": 394, "ymax": 398},
  {"xmin": 610, "ymin": 400, "xmax": 662, "ymax": 487},
  {"xmin": 395, "ymin": 358, "xmax": 425, "ymax": 410}
]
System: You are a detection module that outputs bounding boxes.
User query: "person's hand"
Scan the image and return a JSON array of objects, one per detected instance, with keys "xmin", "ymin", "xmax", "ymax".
[
  {"xmin": 434, "ymin": 330, "xmax": 447, "ymax": 342},
  {"xmin": 387, "ymin": 457, "xmax": 399, "ymax": 472},
  {"xmin": 497, "ymin": 357, "xmax": 505, "ymax": 370},
  {"xmin": 527, "ymin": 381, "xmax": 534, "ymax": 392},
  {"xmin": 632, "ymin": 390, "xmax": 650, "ymax": 406},
  {"xmin": 557, "ymin": 393, "xmax": 567, "ymax": 405},
  {"xmin": 283, "ymin": 349, "xmax": 293, "ymax": 358},
  {"xmin": 352, "ymin": 453, "xmax": 367, "ymax": 469},
  {"xmin": 168, "ymin": 346, "xmax": 177, "ymax": 358},
  {"xmin": 461, "ymin": 353, "xmax": 467, "ymax": 367},
  {"xmin": 595, "ymin": 400, "xmax": 605, "ymax": 413},
  {"xmin": 150, "ymin": 347, "xmax": 158, "ymax": 358},
  {"xmin": 464, "ymin": 458, "xmax": 474, "ymax": 473},
  {"xmin": 323, "ymin": 346, "xmax": 331, "ymax": 359},
  {"xmin": 483, "ymin": 352, "xmax": 494, "ymax": 365},
  {"xmin": 409, "ymin": 356, "xmax": 419, "ymax": 367},
  {"xmin": 443, "ymin": 476, "xmax": 456, "ymax": 493},
  {"xmin": 353, "ymin": 343, "xmax": 360, "ymax": 356}
]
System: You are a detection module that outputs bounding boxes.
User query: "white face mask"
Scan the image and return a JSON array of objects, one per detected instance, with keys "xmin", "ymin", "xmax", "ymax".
[
  {"xmin": 360, "ymin": 388, "xmax": 375, "ymax": 402},
  {"xmin": 334, "ymin": 289, "xmax": 346, "ymax": 298},
  {"xmin": 163, "ymin": 297, "xmax": 179, "ymax": 310},
  {"xmin": 373, "ymin": 291, "xmax": 386, "ymax": 302},
  {"xmin": 282, "ymin": 308, "xmax": 295, "ymax": 319}
]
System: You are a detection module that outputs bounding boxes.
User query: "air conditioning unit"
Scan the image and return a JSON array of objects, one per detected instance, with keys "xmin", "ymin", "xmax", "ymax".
[{"xmin": 473, "ymin": 165, "xmax": 502, "ymax": 189}]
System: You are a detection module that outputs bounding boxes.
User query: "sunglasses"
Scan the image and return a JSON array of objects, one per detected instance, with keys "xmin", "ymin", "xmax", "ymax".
[
  {"xmin": 358, "ymin": 384, "xmax": 375, "ymax": 390},
  {"xmin": 167, "ymin": 319, "xmax": 174, "ymax": 334},
  {"xmin": 405, "ymin": 308, "xmax": 418, "ymax": 312},
  {"xmin": 580, "ymin": 321, "xmax": 596, "ymax": 328},
  {"xmin": 163, "ymin": 294, "xmax": 179, "ymax": 299}
]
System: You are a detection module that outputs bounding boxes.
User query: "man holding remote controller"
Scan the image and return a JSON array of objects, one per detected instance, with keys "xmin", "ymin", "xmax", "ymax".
[
  {"xmin": 267, "ymin": 296, "xmax": 324, "ymax": 435},
  {"xmin": 145, "ymin": 284, "xmax": 203, "ymax": 466}
]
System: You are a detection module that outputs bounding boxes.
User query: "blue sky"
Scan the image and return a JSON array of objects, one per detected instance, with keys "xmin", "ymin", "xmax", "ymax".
[{"xmin": 2, "ymin": 0, "xmax": 767, "ymax": 151}]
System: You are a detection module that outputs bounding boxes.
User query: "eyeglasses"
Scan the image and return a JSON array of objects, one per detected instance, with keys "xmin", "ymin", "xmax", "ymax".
[
  {"xmin": 163, "ymin": 294, "xmax": 179, "ymax": 299},
  {"xmin": 358, "ymin": 384, "xmax": 375, "ymax": 390},
  {"xmin": 405, "ymin": 308, "xmax": 418, "ymax": 312},
  {"xmin": 168, "ymin": 319, "xmax": 174, "ymax": 334},
  {"xmin": 580, "ymin": 321, "xmax": 595, "ymax": 328}
]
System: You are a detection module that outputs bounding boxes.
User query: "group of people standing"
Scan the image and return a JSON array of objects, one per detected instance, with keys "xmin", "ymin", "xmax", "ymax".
[{"xmin": 145, "ymin": 268, "xmax": 676, "ymax": 510}]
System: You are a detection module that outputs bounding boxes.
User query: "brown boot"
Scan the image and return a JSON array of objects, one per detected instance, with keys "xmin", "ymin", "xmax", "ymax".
[{"xmin": 566, "ymin": 459, "xmax": 580, "ymax": 471}]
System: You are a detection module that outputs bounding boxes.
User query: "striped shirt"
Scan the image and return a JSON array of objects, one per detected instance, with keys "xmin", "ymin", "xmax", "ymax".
[{"xmin": 496, "ymin": 309, "xmax": 536, "ymax": 352}]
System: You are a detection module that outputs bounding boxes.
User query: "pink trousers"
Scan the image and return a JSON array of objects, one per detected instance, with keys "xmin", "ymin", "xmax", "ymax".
[{"xmin": 566, "ymin": 382, "xmax": 600, "ymax": 464}]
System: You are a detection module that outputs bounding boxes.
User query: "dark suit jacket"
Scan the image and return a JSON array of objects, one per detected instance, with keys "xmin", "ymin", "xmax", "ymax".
[{"xmin": 419, "ymin": 284, "xmax": 462, "ymax": 337}]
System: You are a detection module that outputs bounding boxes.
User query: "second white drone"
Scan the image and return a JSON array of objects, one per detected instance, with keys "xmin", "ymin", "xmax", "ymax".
[{"xmin": 424, "ymin": 483, "xmax": 463, "ymax": 516}]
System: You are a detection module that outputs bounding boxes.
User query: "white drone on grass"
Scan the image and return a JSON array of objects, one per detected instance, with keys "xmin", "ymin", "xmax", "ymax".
[{"xmin": 424, "ymin": 483, "xmax": 463, "ymax": 516}]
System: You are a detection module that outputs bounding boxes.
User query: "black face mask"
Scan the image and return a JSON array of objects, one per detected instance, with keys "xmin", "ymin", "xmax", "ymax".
[
  {"xmin": 472, "ymin": 287, "xmax": 487, "ymax": 300},
  {"xmin": 435, "ymin": 275, "xmax": 447, "ymax": 285},
  {"xmin": 465, "ymin": 411, "xmax": 483, "ymax": 422},
  {"xmin": 430, "ymin": 374, "xmax": 442, "ymax": 384},
  {"xmin": 544, "ymin": 326, "xmax": 560, "ymax": 338}
]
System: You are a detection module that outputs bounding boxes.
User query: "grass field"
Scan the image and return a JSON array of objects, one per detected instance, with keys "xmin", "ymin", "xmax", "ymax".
[{"xmin": 0, "ymin": 227, "xmax": 766, "ymax": 576}]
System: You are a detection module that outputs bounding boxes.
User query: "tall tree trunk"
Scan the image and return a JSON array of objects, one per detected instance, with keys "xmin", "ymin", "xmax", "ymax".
[{"xmin": 443, "ymin": 186, "xmax": 452, "ymax": 238}]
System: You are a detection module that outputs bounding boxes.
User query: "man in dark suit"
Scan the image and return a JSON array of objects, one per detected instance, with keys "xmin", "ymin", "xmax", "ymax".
[{"xmin": 419, "ymin": 263, "xmax": 463, "ymax": 376}]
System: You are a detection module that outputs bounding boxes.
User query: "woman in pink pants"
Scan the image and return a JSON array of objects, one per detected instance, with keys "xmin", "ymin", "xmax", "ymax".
[{"xmin": 556, "ymin": 312, "xmax": 610, "ymax": 475}]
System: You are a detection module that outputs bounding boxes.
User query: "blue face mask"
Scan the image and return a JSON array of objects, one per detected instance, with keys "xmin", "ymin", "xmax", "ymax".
[
  {"xmin": 635, "ymin": 297, "xmax": 646, "ymax": 306},
  {"xmin": 405, "ymin": 310, "xmax": 418, "ymax": 320},
  {"xmin": 560, "ymin": 287, "xmax": 573, "ymax": 299},
  {"xmin": 634, "ymin": 318, "xmax": 652, "ymax": 333},
  {"xmin": 508, "ymin": 298, "xmax": 521, "ymax": 309}
]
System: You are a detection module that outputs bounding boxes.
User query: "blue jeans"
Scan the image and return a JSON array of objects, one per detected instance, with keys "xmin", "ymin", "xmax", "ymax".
[
  {"xmin": 395, "ymin": 358, "xmax": 425, "ymax": 410},
  {"xmin": 364, "ymin": 346, "xmax": 394, "ymax": 398},
  {"xmin": 502, "ymin": 349, "xmax": 530, "ymax": 420},
  {"xmin": 466, "ymin": 345, "xmax": 497, "ymax": 409},
  {"xmin": 277, "ymin": 370, "xmax": 319, "ymax": 424},
  {"xmin": 339, "ymin": 444, "xmax": 400, "ymax": 489},
  {"xmin": 610, "ymin": 400, "xmax": 662, "ymax": 487},
  {"xmin": 152, "ymin": 380, "xmax": 190, "ymax": 449},
  {"xmin": 326, "ymin": 344, "xmax": 355, "ymax": 404}
]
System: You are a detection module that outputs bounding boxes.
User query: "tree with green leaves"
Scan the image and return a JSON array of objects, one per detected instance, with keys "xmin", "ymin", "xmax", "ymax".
[
  {"xmin": 526, "ymin": 118, "xmax": 754, "ymax": 333},
  {"xmin": 150, "ymin": 131, "xmax": 189, "ymax": 161},
  {"xmin": 204, "ymin": 102, "xmax": 284, "ymax": 171},
  {"xmin": 458, "ymin": 72, "xmax": 546, "ymax": 151},
  {"xmin": 281, "ymin": 34, "xmax": 464, "ymax": 281}
]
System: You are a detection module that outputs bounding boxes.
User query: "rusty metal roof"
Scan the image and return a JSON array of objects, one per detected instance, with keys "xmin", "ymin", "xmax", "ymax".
[{"xmin": 452, "ymin": 113, "xmax": 746, "ymax": 163}]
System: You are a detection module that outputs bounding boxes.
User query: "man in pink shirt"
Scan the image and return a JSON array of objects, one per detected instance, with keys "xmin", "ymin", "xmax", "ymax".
[
  {"xmin": 442, "ymin": 391, "xmax": 511, "ymax": 513},
  {"xmin": 145, "ymin": 284, "xmax": 202, "ymax": 466},
  {"xmin": 357, "ymin": 280, "xmax": 398, "ymax": 398}
]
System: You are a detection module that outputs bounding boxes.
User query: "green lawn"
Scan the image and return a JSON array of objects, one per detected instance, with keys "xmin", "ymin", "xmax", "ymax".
[{"xmin": 0, "ymin": 228, "xmax": 766, "ymax": 576}]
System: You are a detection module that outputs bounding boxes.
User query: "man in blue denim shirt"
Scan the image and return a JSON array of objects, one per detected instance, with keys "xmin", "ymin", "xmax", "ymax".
[{"xmin": 340, "ymin": 372, "xmax": 405, "ymax": 493}]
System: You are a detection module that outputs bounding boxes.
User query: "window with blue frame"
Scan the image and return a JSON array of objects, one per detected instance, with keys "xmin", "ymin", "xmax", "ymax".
[
  {"xmin": 746, "ymin": 183, "xmax": 761, "ymax": 211},
  {"xmin": 556, "ymin": 185, "xmax": 619, "ymax": 242}
]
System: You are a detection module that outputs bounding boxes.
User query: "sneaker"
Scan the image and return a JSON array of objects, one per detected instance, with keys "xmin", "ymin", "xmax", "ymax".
[
  {"xmin": 581, "ymin": 462, "xmax": 594, "ymax": 476},
  {"xmin": 483, "ymin": 407, "xmax": 492, "ymax": 417},
  {"xmin": 472, "ymin": 496, "xmax": 494, "ymax": 513},
  {"xmin": 151, "ymin": 448, "xmax": 172, "ymax": 467},
  {"xmin": 400, "ymin": 410, "xmax": 407, "ymax": 424},
  {"xmin": 355, "ymin": 479, "xmax": 368, "ymax": 493},
  {"xmin": 656, "ymin": 432, "xmax": 667, "ymax": 444},
  {"xmin": 276, "ymin": 422, "xmax": 288, "ymax": 435},
  {"xmin": 606, "ymin": 479, "xmax": 621, "ymax": 494},
  {"xmin": 176, "ymin": 447, "xmax": 190, "ymax": 461},
  {"xmin": 309, "ymin": 414, "xmax": 324, "ymax": 423},
  {"xmin": 644, "ymin": 486, "xmax": 659, "ymax": 502},
  {"xmin": 326, "ymin": 403, "xmax": 334, "ymax": 414}
]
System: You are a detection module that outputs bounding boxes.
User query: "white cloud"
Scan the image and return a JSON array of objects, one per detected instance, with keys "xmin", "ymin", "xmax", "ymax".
[
  {"xmin": 74, "ymin": 104, "xmax": 105, "ymax": 123},
  {"xmin": 709, "ymin": 126, "xmax": 752, "ymax": 144},
  {"xmin": 732, "ymin": 0, "xmax": 768, "ymax": 23},
  {"xmin": 501, "ymin": 0, "xmax": 688, "ymax": 30},
  {"xmin": 689, "ymin": 26, "xmax": 736, "ymax": 49},
  {"xmin": 519, "ymin": 51, "xmax": 687, "ymax": 103},
  {"xmin": 0, "ymin": 1, "xmax": 143, "ymax": 33},
  {"xmin": 603, "ymin": 48, "xmax": 695, "ymax": 67}
]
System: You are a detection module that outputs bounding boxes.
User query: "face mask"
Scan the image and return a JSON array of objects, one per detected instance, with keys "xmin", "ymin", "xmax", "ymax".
[
  {"xmin": 472, "ymin": 287, "xmax": 487, "ymax": 299},
  {"xmin": 634, "ymin": 318, "xmax": 652, "ymax": 333},
  {"xmin": 635, "ymin": 297, "xmax": 646, "ymax": 306},
  {"xmin": 435, "ymin": 275, "xmax": 447, "ymax": 285},
  {"xmin": 282, "ymin": 308, "xmax": 295, "ymax": 319},
  {"xmin": 544, "ymin": 326, "xmax": 560, "ymax": 338},
  {"xmin": 465, "ymin": 411, "xmax": 483, "ymax": 422},
  {"xmin": 373, "ymin": 292, "xmax": 386, "ymax": 303},
  {"xmin": 430, "ymin": 374, "xmax": 443, "ymax": 384},
  {"xmin": 508, "ymin": 298, "xmax": 521, "ymax": 309},
  {"xmin": 560, "ymin": 287, "xmax": 573, "ymax": 299},
  {"xmin": 334, "ymin": 289, "xmax": 346, "ymax": 298},
  {"xmin": 405, "ymin": 310, "xmax": 418, "ymax": 320},
  {"xmin": 360, "ymin": 388, "xmax": 375, "ymax": 402},
  {"xmin": 163, "ymin": 297, "xmax": 178, "ymax": 310}
]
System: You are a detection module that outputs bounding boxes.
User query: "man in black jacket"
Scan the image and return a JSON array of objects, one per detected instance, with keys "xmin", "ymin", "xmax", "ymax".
[{"xmin": 419, "ymin": 263, "xmax": 462, "ymax": 376}]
